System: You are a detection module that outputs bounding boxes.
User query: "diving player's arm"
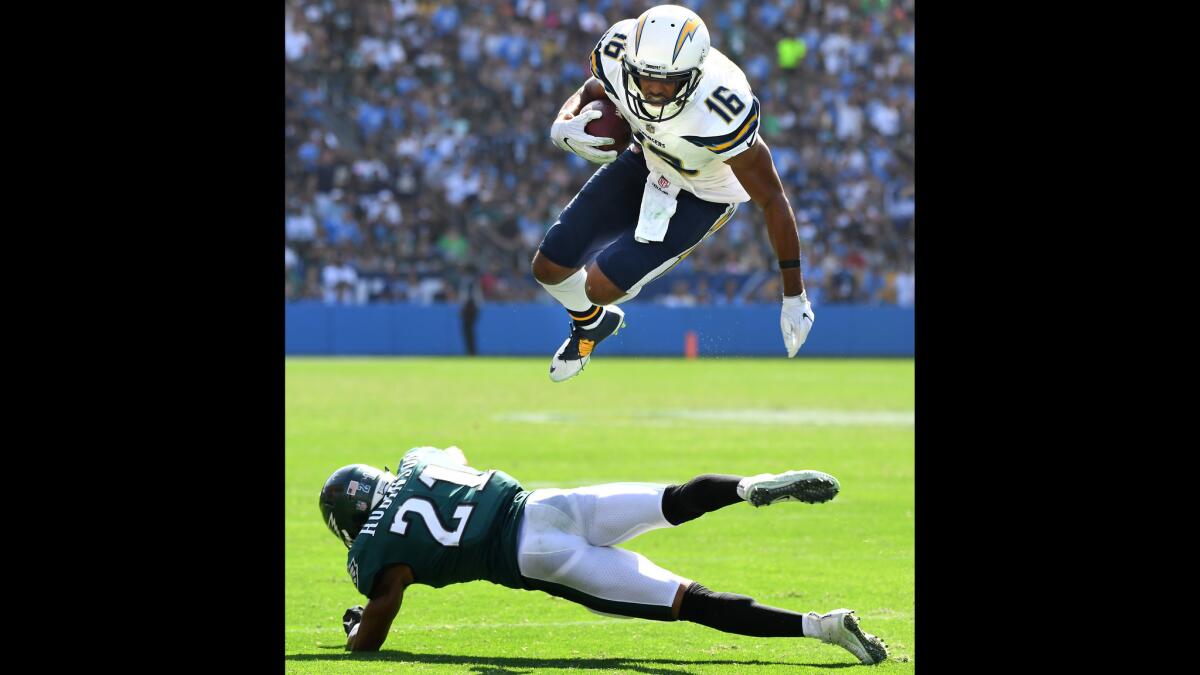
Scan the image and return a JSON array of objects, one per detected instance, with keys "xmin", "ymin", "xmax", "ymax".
[
  {"xmin": 403, "ymin": 446, "xmax": 469, "ymax": 467},
  {"xmin": 345, "ymin": 564, "xmax": 413, "ymax": 651},
  {"xmin": 725, "ymin": 138, "xmax": 805, "ymax": 297},
  {"xmin": 441, "ymin": 446, "xmax": 469, "ymax": 465}
]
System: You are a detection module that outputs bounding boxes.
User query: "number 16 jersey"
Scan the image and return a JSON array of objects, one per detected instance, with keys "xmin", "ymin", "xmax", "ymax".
[
  {"xmin": 346, "ymin": 447, "xmax": 530, "ymax": 596},
  {"xmin": 590, "ymin": 19, "xmax": 762, "ymax": 204}
]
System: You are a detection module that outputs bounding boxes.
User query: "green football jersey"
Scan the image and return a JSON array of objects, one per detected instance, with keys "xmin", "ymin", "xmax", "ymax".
[{"xmin": 346, "ymin": 447, "xmax": 529, "ymax": 597}]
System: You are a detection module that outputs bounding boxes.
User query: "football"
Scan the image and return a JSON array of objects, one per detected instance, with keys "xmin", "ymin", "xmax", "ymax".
[{"xmin": 580, "ymin": 98, "xmax": 632, "ymax": 154}]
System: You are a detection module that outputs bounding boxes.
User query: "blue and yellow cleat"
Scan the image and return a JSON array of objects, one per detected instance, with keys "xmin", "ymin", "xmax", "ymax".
[{"xmin": 548, "ymin": 305, "xmax": 626, "ymax": 382}]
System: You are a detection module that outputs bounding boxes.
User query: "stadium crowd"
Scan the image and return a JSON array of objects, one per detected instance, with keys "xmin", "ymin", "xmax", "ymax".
[{"xmin": 285, "ymin": 0, "xmax": 915, "ymax": 308}]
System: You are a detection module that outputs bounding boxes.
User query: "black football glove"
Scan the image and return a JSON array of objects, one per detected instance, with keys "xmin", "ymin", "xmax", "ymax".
[{"xmin": 343, "ymin": 605, "xmax": 364, "ymax": 635}]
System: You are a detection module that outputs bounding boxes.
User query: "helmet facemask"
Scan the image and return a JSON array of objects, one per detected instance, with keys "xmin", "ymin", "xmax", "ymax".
[
  {"xmin": 620, "ymin": 5, "xmax": 710, "ymax": 123},
  {"xmin": 622, "ymin": 59, "xmax": 702, "ymax": 123}
]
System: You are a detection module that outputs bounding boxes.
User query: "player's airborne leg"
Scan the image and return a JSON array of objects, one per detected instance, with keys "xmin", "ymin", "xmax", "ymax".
[
  {"xmin": 532, "ymin": 148, "xmax": 737, "ymax": 383},
  {"xmin": 532, "ymin": 150, "xmax": 645, "ymax": 383},
  {"xmin": 662, "ymin": 471, "xmax": 885, "ymax": 664},
  {"xmin": 662, "ymin": 470, "xmax": 841, "ymax": 522}
]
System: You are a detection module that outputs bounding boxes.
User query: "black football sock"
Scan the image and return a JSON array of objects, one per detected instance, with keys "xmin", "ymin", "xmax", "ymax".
[
  {"xmin": 661, "ymin": 474, "xmax": 742, "ymax": 525},
  {"xmin": 677, "ymin": 582, "xmax": 808, "ymax": 637},
  {"xmin": 568, "ymin": 305, "xmax": 604, "ymax": 328}
]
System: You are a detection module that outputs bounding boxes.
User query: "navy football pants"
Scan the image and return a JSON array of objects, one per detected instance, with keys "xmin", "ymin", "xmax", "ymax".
[{"xmin": 537, "ymin": 148, "xmax": 737, "ymax": 298}]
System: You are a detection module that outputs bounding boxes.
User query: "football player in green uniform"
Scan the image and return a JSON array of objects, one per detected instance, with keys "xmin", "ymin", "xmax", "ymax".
[{"xmin": 320, "ymin": 445, "xmax": 888, "ymax": 665}]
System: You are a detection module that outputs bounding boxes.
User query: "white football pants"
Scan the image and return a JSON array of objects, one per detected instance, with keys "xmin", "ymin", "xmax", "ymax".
[{"xmin": 515, "ymin": 483, "xmax": 692, "ymax": 620}]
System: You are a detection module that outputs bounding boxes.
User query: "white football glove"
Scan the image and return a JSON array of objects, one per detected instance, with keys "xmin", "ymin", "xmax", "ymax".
[
  {"xmin": 551, "ymin": 109, "xmax": 617, "ymax": 165},
  {"xmin": 780, "ymin": 291, "xmax": 815, "ymax": 358}
]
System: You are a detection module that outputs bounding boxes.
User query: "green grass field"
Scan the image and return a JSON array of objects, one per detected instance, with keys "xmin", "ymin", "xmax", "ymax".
[{"xmin": 286, "ymin": 357, "xmax": 914, "ymax": 673}]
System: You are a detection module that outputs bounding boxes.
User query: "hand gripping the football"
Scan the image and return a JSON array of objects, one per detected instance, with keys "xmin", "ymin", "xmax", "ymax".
[
  {"xmin": 780, "ymin": 291, "xmax": 815, "ymax": 358},
  {"xmin": 551, "ymin": 109, "xmax": 617, "ymax": 165}
]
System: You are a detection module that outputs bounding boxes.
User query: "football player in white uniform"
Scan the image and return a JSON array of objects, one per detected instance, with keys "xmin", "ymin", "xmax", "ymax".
[{"xmin": 533, "ymin": 4, "xmax": 816, "ymax": 382}]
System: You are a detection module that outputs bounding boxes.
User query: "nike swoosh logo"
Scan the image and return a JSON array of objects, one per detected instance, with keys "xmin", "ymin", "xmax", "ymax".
[
  {"xmin": 563, "ymin": 138, "xmax": 577, "ymax": 153},
  {"xmin": 550, "ymin": 366, "xmax": 556, "ymax": 372}
]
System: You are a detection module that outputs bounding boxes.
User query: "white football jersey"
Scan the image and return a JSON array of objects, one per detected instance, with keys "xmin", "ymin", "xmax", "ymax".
[{"xmin": 590, "ymin": 19, "xmax": 760, "ymax": 204}]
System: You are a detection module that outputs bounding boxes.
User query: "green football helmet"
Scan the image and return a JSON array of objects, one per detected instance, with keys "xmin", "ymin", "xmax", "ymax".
[{"xmin": 319, "ymin": 464, "xmax": 395, "ymax": 548}]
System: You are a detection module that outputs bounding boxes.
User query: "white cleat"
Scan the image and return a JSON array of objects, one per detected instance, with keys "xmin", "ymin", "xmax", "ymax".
[
  {"xmin": 737, "ymin": 470, "xmax": 840, "ymax": 507},
  {"xmin": 808, "ymin": 608, "xmax": 889, "ymax": 665},
  {"xmin": 548, "ymin": 305, "xmax": 626, "ymax": 382}
]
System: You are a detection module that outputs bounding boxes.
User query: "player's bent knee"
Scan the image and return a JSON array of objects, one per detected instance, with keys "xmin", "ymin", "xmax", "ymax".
[
  {"xmin": 532, "ymin": 251, "xmax": 574, "ymax": 285},
  {"xmin": 585, "ymin": 266, "xmax": 624, "ymax": 305}
]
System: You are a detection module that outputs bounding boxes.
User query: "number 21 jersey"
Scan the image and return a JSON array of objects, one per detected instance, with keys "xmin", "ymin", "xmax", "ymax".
[{"xmin": 346, "ymin": 447, "xmax": 530, "ymax": 596}]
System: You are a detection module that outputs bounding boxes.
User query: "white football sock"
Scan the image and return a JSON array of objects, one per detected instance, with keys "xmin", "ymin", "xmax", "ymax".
[
  {"xmin": 736, "ymin": 474, "xmax": 772, "ymax": 501},
  {"xmin": 538, "ymin": 268, "xmax": 593, "ymax": 313},
  {"xmin": 802, "ymin": 612, "xmax": 824, "ymax": 640}
]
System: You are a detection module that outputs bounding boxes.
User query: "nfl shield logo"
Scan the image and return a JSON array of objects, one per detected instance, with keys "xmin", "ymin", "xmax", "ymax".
[
  {"xmin": 658, "ymin": 176, "xmax": 671, "ymax": 189},
  {"xmin": 646, "ymin": 124, "xmax": 655, "ymax": 133}
]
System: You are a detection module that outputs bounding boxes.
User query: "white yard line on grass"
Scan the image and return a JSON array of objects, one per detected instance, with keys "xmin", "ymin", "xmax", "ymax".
[{"xmin": 494, "ymin": 409, "xmax": 914, "ymax": 427}]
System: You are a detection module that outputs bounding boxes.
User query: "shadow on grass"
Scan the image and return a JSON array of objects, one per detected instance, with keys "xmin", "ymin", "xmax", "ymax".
[{"xmin": 289, "ymin": 649, "xmax": 860, "ymax": 673}]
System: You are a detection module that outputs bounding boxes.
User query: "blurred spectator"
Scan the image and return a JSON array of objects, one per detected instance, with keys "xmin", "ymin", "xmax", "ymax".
[
  {"xmin": 286, "ymin": 205, "xmax": 319, "ymax": 243},
  {"xmin": 285, "ymin": 245, "xmax": 302, "ymax": 300},
  {"xmin": 895, "ymin": 265, "xmax": 915, "ymax": 308},
  {"xmin": 322, "ymin": 251, "xmax": 359, "ymax": 304},
  {"xmin": 695, "ymin": 278, "xmax": 713, "ymax": 306},
  {"xmin": 661, "ymin": 279, "xmax": 698, "ymax": 308},
  {"xmin": 715, "ymin": 277, "xmax": 744, "ymax": 306},
  {"xmin": 459, "ymin": 265, "xmax": 483, "ymax": 356},
  {"xmin": 777, "ymin": 36, "xmax": 806, "ymax": 69},
  {"xmin": 285, "ymin": 0, "xmax": 915, "ymax": 307}
]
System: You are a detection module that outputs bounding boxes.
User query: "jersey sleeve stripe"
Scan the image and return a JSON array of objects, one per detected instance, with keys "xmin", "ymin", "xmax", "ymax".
[
  {"xmin": 708, "ymin": 113, "xmax": 758, "ymax": 152},
  {"xmin": 591, "ymin": 45, "xmax": 618, "ymax": 97},
  {"xmin": 682, "ymin": 99, "xmax": 760, "ymax": 153}
]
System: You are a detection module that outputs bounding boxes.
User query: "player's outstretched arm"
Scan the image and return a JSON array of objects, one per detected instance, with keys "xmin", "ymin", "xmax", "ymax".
[
  {"xmin": 726, "ymin": 139, "xmax": 815, "ymax": 357},
  {"xmin": 725, "ymin": 138, "xmax": 803, "ymax": 295},
  {"xmin": 404, "ymin": 445, "xmax": 469, "ymax": 468},
  {"xmin": 344, "ymin": 564, "xmax": 412, "ymax": 651},
  {"xmin": 441, "ymin": 446, "xmax": 468, "ymax": 465}
]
